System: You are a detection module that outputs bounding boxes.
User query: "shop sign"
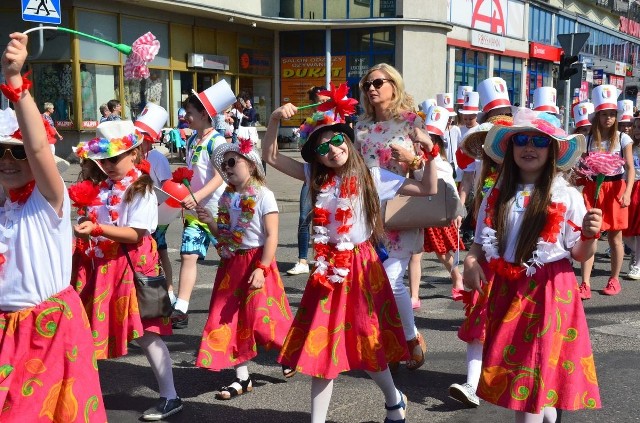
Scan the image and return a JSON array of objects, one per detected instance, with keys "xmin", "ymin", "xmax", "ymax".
[
  {"xmin": 380, "ymin": 0, "xmax": 395, "ymax": 14},
  {"xmin": 83, "ymin": 121, "xmax": 98, "ymax": 128},
  {"xmin": 585, "ymin": 70, "xmax": 593, "ymax": 83},
  {"xmin": 593, "ymin": 69, "xmax": 604, "ymax": 86},
  {"xmin": 579, "ymin": 81, "xmax": 589, "ymax": 102},
  {"xmin": 615, "ymin": 61, "xmax": 627, "ymax": 76},
  {"xmin": 610, "ymin": 75, "xmax": 624, "ymax": 90},
  {"xmin": 187, "ymin": 53, "xmax": 229, "ymax": 71},
  {"xmin": 448, "ymin": 0, "xmax": 525, "ymax": 39},
  {"xmin": 55, "ymin": 120, "xmax": 73, "ymax": 128},
  {"xmin": 471, "ymin": 30, "xmax": 505, "ymax": 52},
  {"xmin": 619, "ymin": 16, "xmax": 640, "ymax": 39},
  {"xmin": 529, "ymin": 42, "xmax": 562, "ymax": 62},
  {"xmin": 239, "ymin": 49, "xmax": 271, "ymax": 76}
]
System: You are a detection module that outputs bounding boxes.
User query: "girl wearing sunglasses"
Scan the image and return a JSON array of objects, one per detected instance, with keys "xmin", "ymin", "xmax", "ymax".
[
  {"xmin": 0, "ymin": 33, "xmax": 107, "ymax": 421},
  {"xmin": 464, "ymin": 109, "xmax": 602, "ymax": 422},
  {"xmin": 72, "ymin": 121, "xmax": 182, "ymax": 420},
  {"xmin": 578, "ymin": 85, "xmax": 635, "ymax": 299},
  {"xmin": 355, "ymin": 63, "xmax": 430, "ymax": 372},
  {"xmin": 193, "ymin": 138, "xmax": 293, "ymax": 400},
  {"xmin": 263, "ymin": 102, "xmax": 437, "ymax": 423}
]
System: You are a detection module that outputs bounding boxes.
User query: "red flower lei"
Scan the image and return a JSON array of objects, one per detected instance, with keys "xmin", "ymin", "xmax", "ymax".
[
  {"xmin": 482, "ymin": 187, "xmax": 566, "ymax": 280},
  {"xmin": 216, "ymin": 184, "xmax": 258, "ymax": 259}
]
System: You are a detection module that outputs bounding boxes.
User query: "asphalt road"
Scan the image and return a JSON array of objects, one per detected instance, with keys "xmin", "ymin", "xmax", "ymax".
[{"xmin": 61, "ymin": 158, "xmax": 640, "ymax": 423}]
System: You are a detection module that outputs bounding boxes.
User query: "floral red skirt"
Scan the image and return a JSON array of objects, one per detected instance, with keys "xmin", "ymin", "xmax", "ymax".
[
  {"xmin": 0, "ymin": 286, "xmax": 106, "ymax": 422},
  {"xmin": 278, "ymin": 241, "xmax": 409, "ymax": 379},
  {"xmin": 478, "ymin": 259, "xmax": 601, "ymax": 413},
  {"xmin": 623, "ymin": 180, "xmax": 640, "ymax": 236},
  {"xmin": 423, "ymin": 223, "xmax": 465, "ymax": 254},
  {"xmin": 196, "ymin": 247, "xmax": 292, "ymax": 371},
  {"xmin": 72, "ymin": 236, "xmax": 171, "ymax": 359},
  {"xmin": 458, "ymin": 261, "xmax": 494, "ymax": 344}
]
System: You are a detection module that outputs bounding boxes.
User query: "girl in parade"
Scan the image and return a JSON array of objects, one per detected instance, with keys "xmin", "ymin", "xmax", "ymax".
[
  {"xmin": 623, "ymin": 116, "xmax": 640, "ymax": 279},
  {"xmin": 72, "ymin": 120, "xmax": 182, "ymax": 421},
  {"xmin": 263, "ymin": 100, "xmax": 437, "ymax": 423},
  {"xmin": 579, "ymin": 85, "xmax": 635, "ymax": 298},
  {"xmin": 354, "ymin": 63, "xmax": 429, "ymax": 371},
  {"xmin": 463, "ymin": 108, "xmax": 602, "ymax": 422},
  {"xmin": 194, "ymin": 138, "xmax": 294, "ymax": 399},
  {"xmin": 0, "ymin": 33, "xmax": 106, "ymax": 422}
]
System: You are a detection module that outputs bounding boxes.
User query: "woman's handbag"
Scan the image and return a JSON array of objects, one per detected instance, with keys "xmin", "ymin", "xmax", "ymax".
[
  {"xmin": 383, "ymin": 179, "xmax": 466, "ymax": 230},
  {"xmin": 122, "ymin": 246, "xmax": 172, "ymax": 320}
]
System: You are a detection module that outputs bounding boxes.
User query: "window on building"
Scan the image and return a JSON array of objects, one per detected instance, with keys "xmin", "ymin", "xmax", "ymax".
[
  {"xmin": 453, "ymin": 48, "xmax": 487, "ymax": 93},
  {"xmin": 529, "ymin": 6, "xmax": 552, "ymax": 45},
  {"xmin": 554, "ymin": 16, "xmax": 575, "ymax": 46},
  {"xmin": 80, "ymin": 64, "xmax": 120, "ymax": 128},
  {"xmin": 32, "ymin": 63, "xmax": 75, "ymax": 128},
  {"xmin": 493, "ymin": 56, "xmax": 522, "ymax": 105},
  {"xmin": 124, "ymin": 69, "xmax": 169, "ymax": 121}
]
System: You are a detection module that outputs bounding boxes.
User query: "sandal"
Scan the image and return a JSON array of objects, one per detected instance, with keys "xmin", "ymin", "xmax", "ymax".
[
  {"xmin": 215, "ymin": 377, "xmax": 253, "ymax": 400},
  {"xmin": 405, "ymin": 332, "xmax": 426, "ymax": 371},
  {"xmin": 384, "ymin": 390, "xmax": 407, "ymax": 423},
  {"xmin": 281, "ymin": 364, "xmax": 297, "ymax": 378}
]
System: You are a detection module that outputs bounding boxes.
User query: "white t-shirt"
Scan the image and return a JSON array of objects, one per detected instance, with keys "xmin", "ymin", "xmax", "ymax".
[
  {"xmin": 186, "ymin": 131, "xmax": 228, "ymax": 213},
  {"xmin": 460, "ymin": 123, "xmax": 479, "ymax": 139},
  {"xmin": 147, "ymin": 149, "xmax": 172, "ymax": 187},
  {"xmin": 0, "ymin": 182, "xmax": 73, "ymax": 311},
  {"xmin": 226, "ymin": 186, "xmax": 279, "ymax": 249},
  {"xmin": 94, "ymin": 184, "xmax": 158, "ymax": 233},
  {"xmin": 303, "ymin": 164, "xmax": 405, "ymax": 244},
  {"xmin": 443, "ymin": 125, "xmax": 462, "ymax": 181},
  {"xmin": 474, "ymin": 176, "xmax": 585, "ymax": 264},
  {"xmin": 586, "ymin": 131, "xmax": 632, "ymax": 175}
]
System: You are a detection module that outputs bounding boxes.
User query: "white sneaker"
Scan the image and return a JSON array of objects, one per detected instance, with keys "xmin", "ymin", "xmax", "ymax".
[
  {"xmin": 448, "ymin": 382, "xmax": 480, "ymax": 408},
  {"xmin": 286, "ymin": 262, "xmax": 310, "ymax": 275},
  {"xmin": 626, "ymin": 266, "xmax": 640, "ymax": 280},
  {"xmin": 629, "ymin": 255, "xmax": 637, "ymax": 272}
]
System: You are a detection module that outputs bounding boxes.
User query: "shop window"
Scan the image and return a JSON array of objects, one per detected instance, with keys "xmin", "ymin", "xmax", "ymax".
[
  {"xmin": 32, "ymin": 63, "xmax": 75, "ymax": 129},
  {"xmin": 239, "ymin": 77, "xmax": 272, "ymax": 127},
  {"xmin": 124, "ymin": 69, "xmax": 169, "ymax": 121},
  {"xmin": 122, "ymin": 17, "xmax": 169, "ymax": 68},
  {"xmin": 80, "ymin": 64, "xmax": 120, "ymax": 128},
  {"xmin": 77, "ymin": 10, "xmax": 119, "ymax": 63},
  {"xmin": 171, "ymin": 71, "xmax": 193, "ymax": 125}
]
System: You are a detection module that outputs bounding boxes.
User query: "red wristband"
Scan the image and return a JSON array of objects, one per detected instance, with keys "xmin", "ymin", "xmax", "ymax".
[
  {"xmin": 421, "ymin": 144, "xmax": 440, "ymax": 161},
  {"xmin": 90, "ymin": 224, "xmax": 104, "ymax": 237},
  {"xmin": 0, "ymin": 71, "xmax": 33, "ymax": 103},
  {"xmin": 255, "ymin": 261, "xmax": 271, "ymax": 276},
  {"xmin": 580, "ymin": 231, "xmax": 600, "ymax": 241}
]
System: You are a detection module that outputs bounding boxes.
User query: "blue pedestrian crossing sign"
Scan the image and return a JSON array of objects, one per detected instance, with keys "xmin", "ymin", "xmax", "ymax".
[{"xmin": 22, "ymin": 0, "xmax": 61, "ymax": 25}]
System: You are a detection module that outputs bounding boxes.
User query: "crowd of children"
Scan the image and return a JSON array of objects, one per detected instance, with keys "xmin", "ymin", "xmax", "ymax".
[{"xmin": 4, "ymin": 29, "xmax": 635, "ymax": 423}]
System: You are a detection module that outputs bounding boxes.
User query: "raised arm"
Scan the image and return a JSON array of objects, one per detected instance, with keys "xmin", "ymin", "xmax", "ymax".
[
  {"xmin": 262, "ymin": 104, "xmax": 305, "ymax": 181},
  {"xmin": 2, "ymin": 32, "xmax": 64, "ymax": 212}
]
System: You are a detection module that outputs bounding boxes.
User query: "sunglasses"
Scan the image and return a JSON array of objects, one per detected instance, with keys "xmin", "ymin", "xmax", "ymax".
[
  {"xmin": 362, "ymin": 78, "xmax": 390, "ymax": 91},
  {"xmin": 97, "ymin": 154, "xmax": 126, "ymax": 165},
  {"xmin": 315, "ymin": 133, "xmax": 346, "ymax": 156},
  {"xmin": 221, "ymin": 157, "xmax": 237, "ymax": 170},
  {"xmin": 512, "ymin": 134, "xmax": 552, "ymax": 148},
  {"xmin": 0, "ymin": 145, "xmax": 27, "ymax": 161}
]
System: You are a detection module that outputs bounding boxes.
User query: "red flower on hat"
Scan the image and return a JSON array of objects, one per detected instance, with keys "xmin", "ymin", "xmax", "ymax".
[
  {"xmin": 124, "ymin": 32, "xmax": 160, "ymax": 80},
  {"xmin": 239, "ymin": 137, "xmax": 253, "ymax": 154},
  {"xmin": 172, "ymin": 167, "xmax": 194, "ymax": 184},
  {"xmin": 317, "ymin": 83, "xmax": 358, "ymax": 120}
]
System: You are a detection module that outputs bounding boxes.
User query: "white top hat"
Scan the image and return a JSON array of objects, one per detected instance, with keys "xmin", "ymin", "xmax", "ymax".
[
  {"xmin": 0, "ymin": 108, "xmax": 20, "ymax": 144},
  {"xmin": 194, "ymin": 80, "xmax": 236, "ymax": 118},
  {"xmin": 436, "ymin": 93, "xmax": 457, "ymax": 116},
  {"xmin": 424, "ymin": 106, "xmax": 450, "ymax": 137},
  {"xmin": 532, "ymin": 87, "xmax": 559, "ymax": 114},
  {"xmin": 592, "ymin": 85, "xmax": 621, "ymax": 112},
  {"xmin": 478, "ymin": 77, "xmax": 511, "ymax": 113},
  {"xmin": 617, "ymin": 100, "xmax": 634, "ymax": 123},
  {"xmin": 419, "ymin": 99, "xmax": 437, "ymax": 112},
  {"xmin": 456, "ymin": 85, "xmax": 473, "ymax": 104},
  {"xmin": 134, "ymin": 103, "xmax": 169, "ymax": 139},
  {"xmin": 573, "ymin": 102, "xmax": 594, "ymax": 128},
  {"xmin": 458, "ymin": 92, "xmax": 480, "ymax": 115}
]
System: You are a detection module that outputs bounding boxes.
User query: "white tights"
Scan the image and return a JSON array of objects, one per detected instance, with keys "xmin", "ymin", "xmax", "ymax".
[
  {"xmin": 515, "ymin": 407, "xmax": 557, "ymax": 423},
  {"xmin": 466, "ymin": 340, "xmax": 483, "ymax": 389},
  {"xmin": 383, "ymin": 256, "xmax": 418, "ymax": 340},
  {"xmin": 135, "ymin": 331, "xmax": 177, "ymax": 400}
]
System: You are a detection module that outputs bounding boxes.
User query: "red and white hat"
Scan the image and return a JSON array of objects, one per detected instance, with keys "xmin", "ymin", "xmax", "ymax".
[
  {"xmin": 419, "ymin": 99, "xmax": 437, "ymax": 112},
  {"xmin": 617, "ymin": 99, "xmax": 634, "ymax": 123},
  {"xmin": 573, "ymin": 102, "xmax": 594, "ymax": 128},
  {"xmin": 458, "ymin": 92, "xmax": 480, "ymax": 115},
  {"xmin": 424, "ymin": 106, "xmax": 449, "ymax": 137},
  {"xmin": 193, "ymin": 80, "xmax": 236, "ymax": 118},
  {"xmin": 456, "ymin": 85, "xmax": 473, "ymax": 104},
  {"xmin": 532, "ymin": 87, "xmax": 559, "ymax": 114},
  {"xmin": 592, "ymin": 84, "xmax": 620, "ymax": 112},
  {"xmin": 436, "ymin": 93, "xmax": 456, "ymax": 117},
  {"xmin": 134, "ymin": 103, "xmax": 169, "ymax": 139},
  {"xmin": 478, "ymin": 77, "xmax": 511, "ymax": 113}
]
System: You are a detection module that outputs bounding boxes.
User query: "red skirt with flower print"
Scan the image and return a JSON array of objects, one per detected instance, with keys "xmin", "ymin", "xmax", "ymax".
[
  {"xmin": 196, "ymin": 247, "xmax": 293, "ymax": 371},
  {"xmin": 478, "ymin": 259, "xmax": 601, "ymax": 413},
  {"xmin": 72, "ymin": 236, "xmax": 171, "ymax": 360},
  {"xmin": 0, "ymin": 286, "xmax": 106, "ymax": 422},
  {"xmin": 423, "ymin": 223, "xmax": 465, "ymax": 254},
  {"xmin": 582, "ymin": 179, "xmax": 628, "ymax": 231},
  {"xmin": 457, "ymin": 262, "xmax": 494, "ymax": 344},
  {"xmin": 623, "ymin": 180, "xmax": 640, "ymax": 236},
  {"xmin": 278, "ymin": 241, "xmax": 410, "ymax": 379}
]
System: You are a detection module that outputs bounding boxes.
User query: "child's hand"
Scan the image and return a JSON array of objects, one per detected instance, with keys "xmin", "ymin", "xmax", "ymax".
[
  {"xmin": 270, "ymin": 103, "xmax": 297, "ymax": 121},
  {"xmin": 389, "ymin": 143, "xmax": 415, "ymax": 164},
  {"xmin": 248, "ymin": 268, "xmax": 265, "ymax": 290},
  {"xmin": 195, "ymin": 205, "xmax": 213, "ymax": 224},
  {"xmin": 2, "ymin": 33, "xmax": 28, "ymax": 82},
  {"xmin": 582, "ymin": 208, "xmax": 603, "ymax": 239},
  {"xmin": 408, "ymin": 128, "xmax": 434, "ymax": 152},
  {"xmin": 74, "ymin": 221, "xmax": 97, "ymax": 240},
  {"xmin": 463, "ymin": 254, "xmax": 486, "ymax": 293},
  {"xmin": 182, "ymin": 194, "xmax": 198, "ymax": 210}
]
